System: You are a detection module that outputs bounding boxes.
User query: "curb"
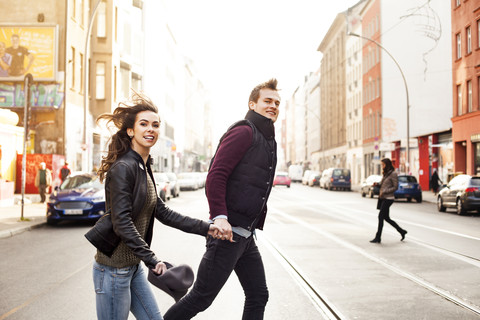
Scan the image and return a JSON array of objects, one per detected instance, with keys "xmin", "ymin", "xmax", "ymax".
[{"xmin": 0, "ymin": 219, "xmax": 47, "ymax": 239}]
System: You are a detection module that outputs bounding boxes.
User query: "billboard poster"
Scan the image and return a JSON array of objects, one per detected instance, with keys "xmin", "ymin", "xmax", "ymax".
[{"xmin": 0, "ymin": 25, "xmax": 57, "ymax": 81}]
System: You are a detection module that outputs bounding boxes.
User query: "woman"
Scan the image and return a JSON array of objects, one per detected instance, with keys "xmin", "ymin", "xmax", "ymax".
[
  {"xmin": 85, "ymin": 93, "xmax": 222, "ymax": 320},
  {"xmin": 370, "ymin": 158, "xmax": 407, "ymax": 243}
]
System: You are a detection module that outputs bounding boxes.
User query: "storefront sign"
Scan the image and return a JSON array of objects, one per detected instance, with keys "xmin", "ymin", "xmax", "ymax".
[
  {"xmin": 0, "ymin": 83, "xmax": 63, "ymax": 108},
  {"xmin": 471, "ymin": 133, "xmax": 480, "ymax": 143}
]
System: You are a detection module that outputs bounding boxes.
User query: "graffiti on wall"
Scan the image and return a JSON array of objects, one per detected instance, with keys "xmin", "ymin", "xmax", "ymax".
[{"xmin": 0, "ymin": 83, "xmax": 64, "ymax": 108}]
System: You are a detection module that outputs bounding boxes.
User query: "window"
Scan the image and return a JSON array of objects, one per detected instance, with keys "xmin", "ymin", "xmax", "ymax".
[
  {"xmin": 70, "ymin": 47, "xmax": 75, "ymax": 89},
  {"xmin": 120, "ymin": 66, "xmax": 129, "ymax": 99},
  {"xmin": 456, "ymin": 33, "xmax": 462, "ymax": 59},
  {"xmin": 478, "ymin": 20, "xmax": 480, "ymax": 49},
  {"xmin": 79, "ymin": 53, "xmax": 83, "ymax": 93},
  {"xmin": 467, "ymin": 80, "xmax": 472, "ymax": 112},
  {"xmin": 80, "ymin": 0, "xmax": 84, "ymax": 26},
  {"xmin": 455, "ymin": 0, "xmax": 460, "ymax": 7},
  {"xmin": 72, "ymin": 0, "xmax": 76, "ymax": 20},
  {"xmin": 467, "ymin": 26, "xmax": 471, "ymax": 54},
  {"xmin": 97, "ymin": 1, "xmax": 106, "ymax": 38},
  {"xmin": 114, "ymin": 66, "xmax": 117, "ymax": 101},
  {"xmin": 457, "ymin": 84, "xmax": 462, "ymax": 116},
  {"xmin": 96, "ymin": 62, "xmax": 106, "ymax": 99}
]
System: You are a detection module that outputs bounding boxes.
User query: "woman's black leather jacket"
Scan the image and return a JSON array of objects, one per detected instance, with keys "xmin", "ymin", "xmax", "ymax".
[{"xmin": 85, "ymin": 148, "xmax": 210, "ymax": 269}]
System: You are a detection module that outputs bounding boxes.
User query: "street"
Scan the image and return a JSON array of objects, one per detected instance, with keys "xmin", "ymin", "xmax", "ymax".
[{"xmin": 1, "ymin": 184, "xmax": 479, "ymax": 319}]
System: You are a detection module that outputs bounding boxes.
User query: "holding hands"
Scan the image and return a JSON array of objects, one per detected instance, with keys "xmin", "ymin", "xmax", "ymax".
[{"xmin": 207, "ymin": 218, "xmax": 234, "ymax": 242}]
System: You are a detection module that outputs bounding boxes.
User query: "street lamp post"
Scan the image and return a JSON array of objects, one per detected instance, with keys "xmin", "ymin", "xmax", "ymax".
[
  {"xmin": 347, "ymin": 32, "xmax": 411, "ymax": 172},
  {"xmin": 82, "ymin": 0, "xmax": 102, "ymax": 172}
]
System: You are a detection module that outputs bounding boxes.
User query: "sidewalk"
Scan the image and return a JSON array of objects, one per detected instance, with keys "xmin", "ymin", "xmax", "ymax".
[
  {"xmin": 0, "ymin": 189, "xmax": 438, "ymax": 240},
  {"xmin": 0, "ymin": 194, "xmax": 47, "ymax": 239}
]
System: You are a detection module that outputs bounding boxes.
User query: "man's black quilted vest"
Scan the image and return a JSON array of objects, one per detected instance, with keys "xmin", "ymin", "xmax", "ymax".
[{"xmin": 210, "ymin": 110, "xmax": 277, "ymax": 230}]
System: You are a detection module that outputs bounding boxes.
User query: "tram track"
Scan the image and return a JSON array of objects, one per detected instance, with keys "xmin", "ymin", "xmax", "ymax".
[{"xmin": 263, "ymin": 205, "xmax": 480, "ymax": 319}]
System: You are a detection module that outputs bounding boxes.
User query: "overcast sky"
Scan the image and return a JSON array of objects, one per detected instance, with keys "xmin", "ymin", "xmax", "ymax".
[{"xmin": 159, "ymin": 0, "xmax": 360, "ymax": 138}]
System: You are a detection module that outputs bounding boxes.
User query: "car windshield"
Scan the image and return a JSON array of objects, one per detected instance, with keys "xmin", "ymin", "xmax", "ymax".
[
  {"xmin": 471, "ymin": 177, "xmax": 480, "ymax": 186},
  {"xmin": 60, "ymin": 175, "xmax": 102, "ymax": 190},
  {"xmin": 399, "ymin": 176, "xmax": 417, "ymax": 183},
  {"xmin": 153, "ymin": 173, "xmax": 168, "ymax": 182},
  {"xmin": 333, "ymin": 169, "xmax": 349, "ymax": 177}
]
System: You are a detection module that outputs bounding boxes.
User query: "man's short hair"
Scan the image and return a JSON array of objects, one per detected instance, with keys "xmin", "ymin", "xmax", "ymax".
[{"xmin": 248, "ymin": 78, "xmax": 278, "ymax": 104}]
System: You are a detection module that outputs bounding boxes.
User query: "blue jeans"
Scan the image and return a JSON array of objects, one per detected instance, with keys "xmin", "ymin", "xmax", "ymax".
[
  {"xmin": 164, "ymin": 234, "xmax": 269, "ymax": 320},
  {"xmin": 93, "ymin": 261, "xmax": 163, "ymax": 320}
]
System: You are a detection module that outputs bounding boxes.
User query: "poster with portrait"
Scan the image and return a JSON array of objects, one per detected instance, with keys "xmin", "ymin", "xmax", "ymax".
[{"xmin": 0, "ymin": 25, "xmax": 58, "ymax": 81}]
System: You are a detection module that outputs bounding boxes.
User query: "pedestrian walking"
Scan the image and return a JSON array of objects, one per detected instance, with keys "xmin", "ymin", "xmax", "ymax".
[
  {"xmin": 370, "ymin": 158, "xmax": 407, "ymax": 243},
  {"xmin": 164, "ymin": 79, "xmax": 281, "ymax": 320},
  {"xmin": 59, "ymin": 161, "xmax": 71, "ymax": 183},
  {"xmin": 34, "ymin": 162, "xmax": 52, "ymax": 203},
  {"xmin": 84, "ymin": 93, "xmax": 224, "ymax": 320},
  {"xmin": 429, "ymin": 169, "xmax": 442, "ymax": 195}
]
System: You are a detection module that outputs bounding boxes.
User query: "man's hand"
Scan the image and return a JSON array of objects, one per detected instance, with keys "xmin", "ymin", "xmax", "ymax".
[
  {"xmin": 207, "ymin": 223, "xmax": 224, "ymax": 238},
  {"xmin": 213, "ymin": 218, "xmax": 234, "ymax": 242},
  {"xmin": 152, "ymin": 261, "xmax": 167, "ymax": 275}
]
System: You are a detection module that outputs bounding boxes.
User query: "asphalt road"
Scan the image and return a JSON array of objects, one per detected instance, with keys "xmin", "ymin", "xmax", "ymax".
[{"xmin": 1, "ymin": 184, "xmax": 479, "ymax": 319}]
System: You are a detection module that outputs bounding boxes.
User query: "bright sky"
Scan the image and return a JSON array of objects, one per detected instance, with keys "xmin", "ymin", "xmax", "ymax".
[{"xmin": 160, "ymin": 0, "xmax": 360, "ymax": 139}]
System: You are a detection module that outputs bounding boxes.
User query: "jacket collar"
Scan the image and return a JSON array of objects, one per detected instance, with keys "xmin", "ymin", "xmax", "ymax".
[
  {"xmin": 244, "ymin": 109, "xmax": 275, "ymax": 140},
  {"xmin": 127, "ymin": 148, "xmax": 153, "ymax": 170}
]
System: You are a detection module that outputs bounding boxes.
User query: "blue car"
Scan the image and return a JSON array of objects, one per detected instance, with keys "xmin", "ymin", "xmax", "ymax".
[
  {"xmin": 394, "ymin": 175, "xmax": 422, "ymax": 203},
  {"xmin": 46, "ymin": 173, "xmax": 106, "ymax": 225}
]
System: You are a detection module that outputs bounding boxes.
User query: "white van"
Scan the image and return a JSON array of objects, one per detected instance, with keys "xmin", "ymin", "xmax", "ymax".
[{"xmin": 288, "ymin": 165, "xmax": 303, "ymax": 183}]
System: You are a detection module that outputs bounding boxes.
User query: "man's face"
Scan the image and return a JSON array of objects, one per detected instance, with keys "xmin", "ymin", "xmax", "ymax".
[
  {"xmin": 11, "ymin": 36, "xmax": 19, "ymax": 49},
  {"xmin": 249, "ymin": 88, "xmax": 280, "ymax": 123}
]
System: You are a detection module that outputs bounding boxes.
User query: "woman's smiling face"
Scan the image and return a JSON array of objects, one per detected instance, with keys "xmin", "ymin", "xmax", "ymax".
[{"xmin": 127, "ymin": 110, "xmax": 160, "ymax": 153}]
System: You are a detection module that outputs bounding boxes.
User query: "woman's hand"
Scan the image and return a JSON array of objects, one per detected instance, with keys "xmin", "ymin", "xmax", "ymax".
[
  {"xmin": 211, "ymin": 218, "xmax": 234, "ymax": 242},
  {"xmin": 152, "ymin": 261, "xmax": 167, "ymax": 275}
]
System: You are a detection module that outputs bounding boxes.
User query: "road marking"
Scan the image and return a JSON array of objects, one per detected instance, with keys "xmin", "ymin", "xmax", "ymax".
[
  {"xmin": 0, "ymin": 261, "xmax": 92, "ymax": 320},
  {"xmin": 267, "ymin": 207, "xmax": 480, "ymax": 317}
]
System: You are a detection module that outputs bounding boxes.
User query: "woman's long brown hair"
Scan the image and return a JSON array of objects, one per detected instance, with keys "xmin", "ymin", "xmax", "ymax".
[{"xmin": 96, "ymin": 92, "xmax": 158, "ymax": 182}]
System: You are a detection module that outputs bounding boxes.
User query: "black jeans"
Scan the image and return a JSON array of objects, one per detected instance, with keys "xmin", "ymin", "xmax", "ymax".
[
  {"xmin": 164, "ymin": 234, "xmax": 269, "ymax": 320},
  {"xmin": 38, "ymin": 185, "xmax": 48, "ymax": 203},
  {"xmin": 375, "ymin": 199, "xmax": 404, "ymax": 240}
]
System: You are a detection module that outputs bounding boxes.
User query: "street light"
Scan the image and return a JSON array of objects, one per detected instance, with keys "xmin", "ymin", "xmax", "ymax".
[
  {"xmin": 82, "ymin": 0, "xmax": 102, "ymax": 172},
  {"xmin": 346, "ymin": 15, "xmax": 411, "ymax": 172}
]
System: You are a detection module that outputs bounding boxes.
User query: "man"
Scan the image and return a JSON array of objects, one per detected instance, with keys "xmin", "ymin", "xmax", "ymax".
[
  {"xmin": 0, "ymin": 42, "xmax": 12, "ymax": 77},
  {"xmin": 59, "ymin": 161, "xmax": 71, "ymax": 183},
  {"xmin": 6, "ymin": 34, "xmax": 34, "ymax": 77},
  {"xmin": 164, "ymin": 79, "xmax": 280, "ymax": 320},
  {"xmin": 35, "ymin": 162, "xmax": 52, "ymax": 203}
]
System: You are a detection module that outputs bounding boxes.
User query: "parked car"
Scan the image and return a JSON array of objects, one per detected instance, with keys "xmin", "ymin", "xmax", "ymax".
[
  {"xmin": 319, "ymin": 168, "xmax": 333, "ymax": 189},
  {"xmin": 273, "ymin": 171, "xmax": 291, "ymax": 188},
  {"xmin": 437, "ymin": 174, "xmax": 480, "ymax": 214},
  {"xmin": 394, "ymin": 175, "xmax": 422, "ymax": 203},
  {"xmin": 153, "ymin": 172, "xmax": 171, "ymax": 202},
  {"xmin": 302, "ymin": 170, "xmax": 314, "ymax": 185},
  {"xmin": 288, "ymin": 165, "xmax": 303, "ymax": 183},
  {"xmin": 46, "ymin": 173, "xmax": 106, "ymax": 225},
  {"xmin": 177, "ymin": 172, "xmax": 199, "ymax": 190},
  {"xmin": 323, "ymin": 168, "xmax": 351, "ymax": 191},
  {"xmin": 307, "ymin": 171, "xmax": 321, "ymax": 187},
  {"xmin": 361, "ymin": 174, "xmax": 382, "ymax": 198},
  {"xmin": 165, "ymin": 172, "xmax": 180, "ymax": 198}
]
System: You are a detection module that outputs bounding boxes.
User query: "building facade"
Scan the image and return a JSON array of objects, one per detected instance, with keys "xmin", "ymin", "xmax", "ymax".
[{"xmin": 451, "ymin": 0, "xmax": 480, "ymax": 176}]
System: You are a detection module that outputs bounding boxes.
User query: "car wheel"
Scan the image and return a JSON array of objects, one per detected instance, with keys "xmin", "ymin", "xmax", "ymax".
[
  {"xmin": 47, "ymin": 219, "xmax": 58, "ymax": 226},
  {"xmin": 160, "ymin": 190, "xmax": 166, "ymax": 202},
  {"xmin": 361, "ymin": 191, "xmax": 366, "ymax": 197},
  {"xmin": 437, "ymin": 196, "xmax": 446, "ymax": 212},
  {"xmin": 456, "ymin": 198, "xmax": 465, "ymax": 215},
  {"xmin": 407, "ymin": 198, "xmax": 412, "ymax": 202},
  {"xmin": 416, "ymin": 195, "xmax": 422, "ymax": 203},
  {"xmin": 369, "ymin": 190, "xmax": 374, "ymax": 198},
  {"xmin": 287, "ymin": 185, "xmax": 290, "ymax": 188}
]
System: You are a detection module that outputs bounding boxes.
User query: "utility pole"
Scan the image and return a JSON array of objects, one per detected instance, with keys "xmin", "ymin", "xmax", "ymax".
[{"xmin": 21, "ymin": 73, "xmax": 33, "ymax": 221}]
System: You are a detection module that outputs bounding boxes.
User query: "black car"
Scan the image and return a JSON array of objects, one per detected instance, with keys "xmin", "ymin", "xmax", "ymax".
[
  {"xmin": 361, "ymin": 174, "xmax": 382, "ymax": 198},
  {"xmin": 437, "ymin": 174, "xmax": 480, "ymax": 214}
]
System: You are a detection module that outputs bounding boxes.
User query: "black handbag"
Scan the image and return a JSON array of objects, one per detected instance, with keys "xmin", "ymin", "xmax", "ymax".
[
  {"xmin": 376, "ymin": 198, "xmax": 383, "ymax": 210},
  {"xmin": 84, "ymin": 210, "xmax": 120, "ymax": 257}
]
